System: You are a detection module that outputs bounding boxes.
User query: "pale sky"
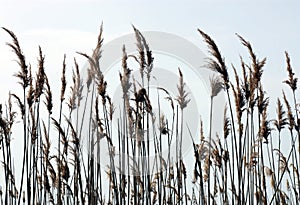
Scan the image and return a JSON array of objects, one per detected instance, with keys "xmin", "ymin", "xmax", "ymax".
[
  {"xmin": 1, "ymin": 0, "xmax": 299, "ymax": 150},
  {"xmin": 0, "ymin": 0, "xmax": 299, "ymax": 196},
  {"xmin": 1, "ymin": 0, "xmax": 299, "ymax": 102}
]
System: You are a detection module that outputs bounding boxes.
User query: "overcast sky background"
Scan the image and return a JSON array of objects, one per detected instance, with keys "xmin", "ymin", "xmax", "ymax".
[
  {"xmin": 0, "ymin": 1, "xmax": 299, "ymax": 88},
  {"xmin": 1, "ymin": 0, "xmax": 300, "ymax": 149},
  {"xmin": 0, "ymin": 0, "xmax": 300, "ymax": 194},
  {"xmin": 1, "ymin": 0, "xmax": 300, "ymax": 105}
]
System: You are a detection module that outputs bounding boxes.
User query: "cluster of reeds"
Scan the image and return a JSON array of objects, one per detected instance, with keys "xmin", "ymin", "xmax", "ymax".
[
  {"xmin": 193, "ymin": 30, "xmax": 300, "ymax": 205},
  {"xmin": 0, "ymin": 25, "xmax": 299, "ymax": 205}
]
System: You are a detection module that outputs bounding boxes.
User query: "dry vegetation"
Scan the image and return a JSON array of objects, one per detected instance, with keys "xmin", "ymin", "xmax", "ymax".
[{"xmin": 0, "ymin": 25, "xmax": 299, "ymax": 205}]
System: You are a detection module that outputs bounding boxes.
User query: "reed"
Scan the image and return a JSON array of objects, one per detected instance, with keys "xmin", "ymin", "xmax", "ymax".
[{"xmin": 0, "ymin": 25, "xmax": 299, "ymax": 205}]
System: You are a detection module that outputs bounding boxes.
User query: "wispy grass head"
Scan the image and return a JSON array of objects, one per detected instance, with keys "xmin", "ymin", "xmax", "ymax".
[
  {"xmin": 27, "ymin": 66, "xmax": 34, "ymax": 108},
  {"xmin": 223, "ymin": 106, "xmax": 230, "ymax": 139},
  {"xmin": 236, "ymin": 34, "xmax": 266, "ymax": 87},
  {"xmin": 92, "ymin": 22, "xmax": 104, "ymax": 72},
  {"xmin": 260, "ymin": 107, "xmax": 271, "ymax": 144},
  {"xmin": 210, "ymin": 75, "xmax": 223, "ymax": 98},
  {"xmin": 137, "ymin": 26, "xmax": 154, "ymax": 80},
  {"xmin": 257, "ymin": 85, "xmax": 269, "ymax": 114},
  {"xmin": 3, "ymin": 27, "xmax": 29, "ymax": 88},
  {"xmin": 283, "ymin": 51, "xmax": 297, "ymax": 91},
  {"xmin": 273, "ymin": 98, "xmax": 287, "ymax": 132},
  {"xmin": 282, "ymin": 91, "xmax": 294, "ymax": 131},
  {"xmin": 176, "ymin": 68, "xmax": 190, "ymax": 110},
  {"xmin": 132, "ymin": 25, "xmax": 145, "ymax": 82},
  {"xmin": 60, "ymin": 55, "xmax": 67, "ymax": 102},
  {"xmin": 44, "ymin": 76, "xmax": 53, "ymax": 114},
  {"xmin": 34, "ymin": 46, "xmax": 46, "ymax": 101},
  {"xmin": 198, "ymin": 29, "xmax": 229, "ymax": 89},
  {"xmin": 120, "ymin": 45, "xmax": 132, "ymax": 98}
]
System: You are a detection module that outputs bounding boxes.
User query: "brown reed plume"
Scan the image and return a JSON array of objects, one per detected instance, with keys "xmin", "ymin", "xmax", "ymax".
[{"xmin": 198, "ymin": 29, "xmax": 229, "ymax": 89}]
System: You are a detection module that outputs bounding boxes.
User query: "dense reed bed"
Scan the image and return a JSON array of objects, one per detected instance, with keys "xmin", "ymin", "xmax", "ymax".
[{"xmin": 0, "ymin": 25, "xmax": 299, "ymax": 205}]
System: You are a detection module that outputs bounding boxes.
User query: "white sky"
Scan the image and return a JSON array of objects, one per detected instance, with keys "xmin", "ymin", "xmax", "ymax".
[
  {"xmin": 0, "ymin": 0, "xmax": 299, "ymax": 197},
  {"xmin": 1, "ymin": 0, "xmax": 299, "ymax": 101},
  {"xmin": 1, "ymin": 0, "xmax": 299, "ymax": 153}
]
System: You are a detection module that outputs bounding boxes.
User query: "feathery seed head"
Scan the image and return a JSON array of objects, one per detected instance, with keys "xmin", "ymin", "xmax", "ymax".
[{"xmin": 176, "ymin": 68, "xmax": 190, "ymax": 110}]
